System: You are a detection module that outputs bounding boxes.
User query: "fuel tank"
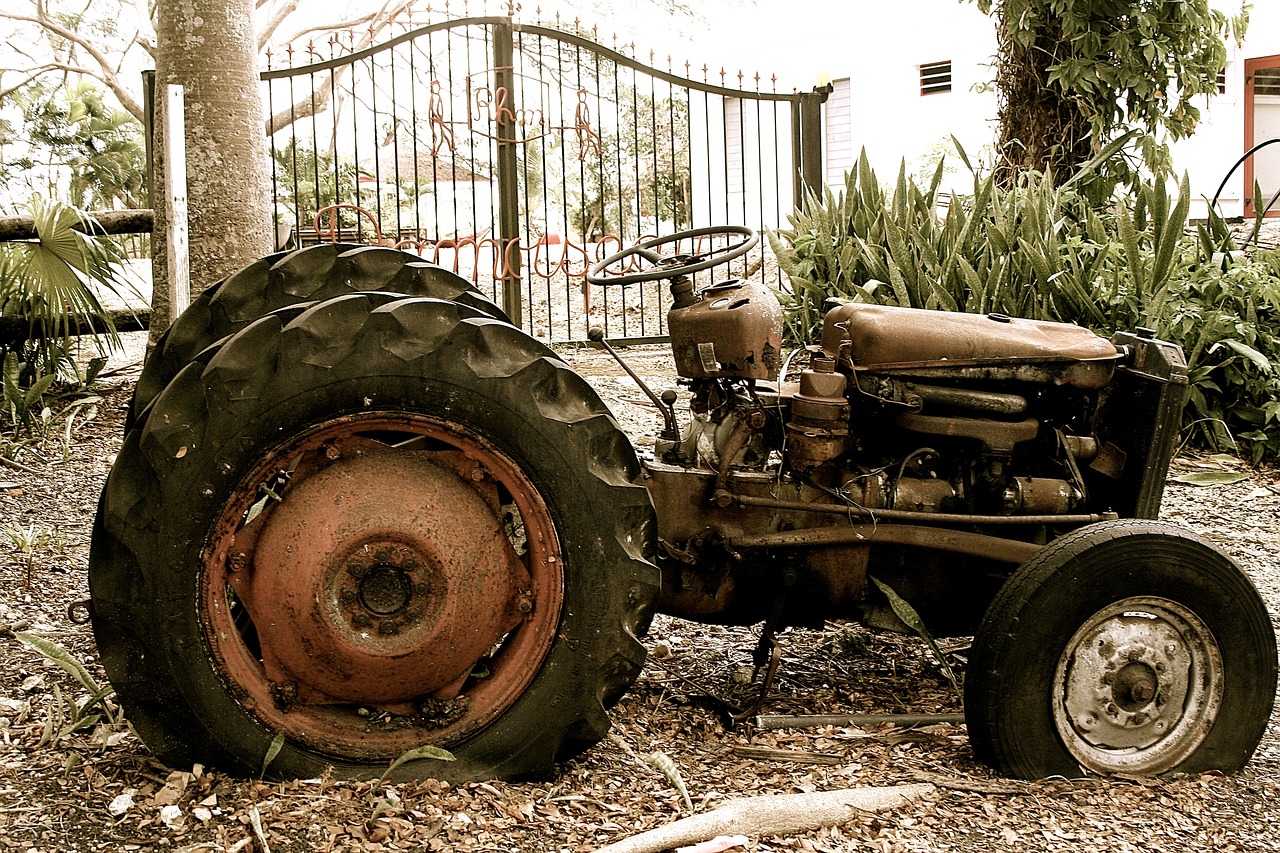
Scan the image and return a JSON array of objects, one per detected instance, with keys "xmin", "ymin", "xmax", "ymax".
[
  {"xmin": 820, "ymin": 303, "xmax": 1122, "ymax": 389},
  {"xmin": 668, "ymin": 278, "xmax": 783, "ymax": 381}
]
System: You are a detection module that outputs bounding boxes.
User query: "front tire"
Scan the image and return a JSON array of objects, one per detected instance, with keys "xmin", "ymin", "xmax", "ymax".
[
  {"xmin": 91, "ymin": 294, "xmax": 657, "ymax": 781},
  {"xmin": 965, "ymin": 519, "xmax": 1277, "ymax": 779}
]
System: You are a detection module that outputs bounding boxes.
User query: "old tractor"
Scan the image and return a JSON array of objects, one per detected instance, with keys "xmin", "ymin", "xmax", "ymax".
[{"xmin": 90, "ymin": 226, "xmax": 1277, "ymax": 782}]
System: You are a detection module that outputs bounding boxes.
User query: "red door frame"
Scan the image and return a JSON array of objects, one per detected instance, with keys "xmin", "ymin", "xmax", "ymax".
[{"xmin": 1244, "ymin": 53, "xmax": 1280, "ymax": 218}]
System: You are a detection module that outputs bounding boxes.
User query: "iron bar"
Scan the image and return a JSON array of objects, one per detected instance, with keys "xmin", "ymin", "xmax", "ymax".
[
  {"xmin": 756, "ymin": 712, "xmax": 967, "ymax": 731},
  {"xmin": 259, "ymin": 17, "xmax": 815, "ymax": 344},
  {"xmin": 725, "ymin": 523, "xmax": 1041, "ymax": 565},
  {"xmin": 728, "ymin": 493, "xmax": 1120, "ymax": 527}
]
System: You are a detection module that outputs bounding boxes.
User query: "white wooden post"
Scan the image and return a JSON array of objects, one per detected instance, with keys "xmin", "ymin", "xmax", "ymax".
[{"xmin": 164, "ymin": 84, "xmax": 191, "ymax": 322}]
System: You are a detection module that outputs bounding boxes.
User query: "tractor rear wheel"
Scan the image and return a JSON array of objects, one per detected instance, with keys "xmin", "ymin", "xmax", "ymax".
[
  {"xmin": 965, "ymin": 519, "xmax": 1276, "ymax": 779},
  {"xmin": 128, "ymin": 244, "xmax": 505, "ymax": 428},
  {"xmin": 91, "ymin": 294, "xmax": 657, "ymax": 780}
]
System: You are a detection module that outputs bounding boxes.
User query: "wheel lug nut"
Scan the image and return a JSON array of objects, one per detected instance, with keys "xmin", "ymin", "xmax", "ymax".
[
  {"xmin": 379, "ymin": 619, "xmax": 399, "ymax": 635},
  {"xmin": 347, "ymin": 563, "xmax": 367, "ymax": 579},
  {"xmin": 339, "ymin": 589, "xmax": 357, "ymax": 606},
  {"xmin": 375, "ymin": 549, "xmax": 390, "ymax": 562},
  {"xmin": 415, "ymin": 581, "xmax": 429, "ymax": 595},
  {"xmin": 404, "ymin": 607, "xmax": 422, "ymax": 624},
  {"xmin": 352, "ymin": 613, "xmax": 370, "ymax": 627},
  {"xmin": 270, "ymin": 679, "xmax": 298, "ymax": 711}
]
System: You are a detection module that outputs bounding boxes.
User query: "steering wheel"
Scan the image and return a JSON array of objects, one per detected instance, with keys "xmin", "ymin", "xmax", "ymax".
[{"xmin": 586, "ymin": 225, "xmax": 759, "ymax": 286}]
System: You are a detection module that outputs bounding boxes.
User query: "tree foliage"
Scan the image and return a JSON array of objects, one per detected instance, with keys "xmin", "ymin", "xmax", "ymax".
[
  {"xmin": 7, "ymin": 81, "xmax": 146, "ymax": 210},
  {"xmin": 972, "ymin": 0, "xmax": 1248, "ymax": 190}
]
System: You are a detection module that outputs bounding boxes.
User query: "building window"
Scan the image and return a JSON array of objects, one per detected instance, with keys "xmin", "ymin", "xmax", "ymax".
[
  {"xmin": 920, "ymin": 61, "xmax": 952, "ymax": 96},
  {"xmin": 1217, "ymin": 68, "xmax": 1228, "ymax": 94},
  {"xmin": 1257, "ymin": 67, "xmax": 1280, "ymax": 96}
]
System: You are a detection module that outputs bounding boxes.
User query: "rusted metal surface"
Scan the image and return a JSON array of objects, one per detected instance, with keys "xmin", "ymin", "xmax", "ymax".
[
  {"xmin": 784, "ymin": 356, "xmax": 850, "ymax": 470},
  {"xmin": 821, "ymin": 303, "xmax": 1121, "ymax": 388},
  {"xmin": 894, "ymin": 413, "xmax": 1040, "ymax": 453},
  {"xmin": 241, "ymin": 447, "xmax": 527, "ymax": 705},
  {"xmin": 725, "ymin": 524, "xmax": 1041, "ymax": 564},
  {"xmin": 668, "ymin": 277, "xmax": 783, "ymax": 380},
  {"xmin": 201, "ymin": 414, "xmax": 563, "ymax": 760},
  {"xmin": 1052, "ymin": 596, "xmax": 1223, "ymax": 773},
  {"xmin": 725, "ymin": 493, "xmax": 1117, "ymax": 527}
]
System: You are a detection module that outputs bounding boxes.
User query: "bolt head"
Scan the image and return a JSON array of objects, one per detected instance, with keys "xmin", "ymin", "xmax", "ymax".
[
  {"xmin": 379, "ymin": 619, "xmax": 399, "ymax": 635},
  {"xmin": 352, "ymin": 613, "xmax": 371, "ymax": 628}
]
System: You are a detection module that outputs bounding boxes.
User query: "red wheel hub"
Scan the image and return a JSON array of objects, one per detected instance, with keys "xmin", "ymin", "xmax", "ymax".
[
  {"xmin": 201, "ymin": 414, "xmax": 563, "ymax": 760},
  {"xmin": 245, "ymin": 447, "xmax": 528, "ymax": 705}
]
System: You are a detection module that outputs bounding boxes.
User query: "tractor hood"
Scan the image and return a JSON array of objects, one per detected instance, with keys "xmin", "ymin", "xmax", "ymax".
[{"xmin": 821, "ymin": 303, "xmax": 1122, "ymax": 389}]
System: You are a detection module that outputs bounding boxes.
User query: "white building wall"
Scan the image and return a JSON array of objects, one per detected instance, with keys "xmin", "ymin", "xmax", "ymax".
[
  {"xmin": 705, "ymin": 0, "xmax": 1279, "ymax": 220},
  {"xmin": 1167, "ymin": 1, "xmax": 1280, "ymax": 220},
  {"xmin": 821, "ymin": 2, "xmax": 997, "ymax": 195}
]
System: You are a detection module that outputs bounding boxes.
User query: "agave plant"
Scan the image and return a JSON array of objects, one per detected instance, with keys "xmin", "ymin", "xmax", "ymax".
[{"xmin": 0, "ymin": 195, "xmax": 136, "ymax": 382}]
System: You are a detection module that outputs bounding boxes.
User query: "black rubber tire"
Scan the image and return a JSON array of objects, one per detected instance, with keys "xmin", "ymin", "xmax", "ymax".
[
  {"xmin": 965, "ymin": 519, "xmax": 1277, "ymax": 779},
  {"xmin": 127, "ymin": 244, "xmax": 507, "ymax": 429},
  {"xmin": 91, "ymin": 293, "xmax": 658, "ymax": 781}
]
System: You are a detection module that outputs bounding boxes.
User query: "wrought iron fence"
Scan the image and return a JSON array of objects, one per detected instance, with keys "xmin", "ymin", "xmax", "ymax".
[{"xmin": 262, "ymin": 10, "xmax": 826, "ymax": 342}]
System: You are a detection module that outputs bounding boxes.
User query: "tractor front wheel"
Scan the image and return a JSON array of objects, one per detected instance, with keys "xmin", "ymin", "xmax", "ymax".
[{"xmin": 965, "ymin": 520, "xmax": 1277, "ymax": 779}]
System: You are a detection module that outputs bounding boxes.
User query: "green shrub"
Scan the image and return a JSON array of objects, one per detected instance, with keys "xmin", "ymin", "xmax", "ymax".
[
  {"xmin": 0, "ymin": 196, "xmax": 132, "ymax": 436},
  {"xmin": 770, "ymin": 151, "xmax": 1280, "ymax": 461}
]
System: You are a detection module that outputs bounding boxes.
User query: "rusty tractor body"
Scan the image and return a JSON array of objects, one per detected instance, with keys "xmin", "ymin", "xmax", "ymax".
[{"xmin": 90, "ymin": 228, "xmax": 1277, "ymax": 783}]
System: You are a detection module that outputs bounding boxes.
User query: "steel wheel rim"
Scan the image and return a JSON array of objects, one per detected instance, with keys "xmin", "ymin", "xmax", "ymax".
[
  {"xmin": 1052, "ymin": 595, "xmax": 1223, "ymax": 774},
  {"xmin": 200, "ymin": 412, "xmax": 564, "ymax": 761}
]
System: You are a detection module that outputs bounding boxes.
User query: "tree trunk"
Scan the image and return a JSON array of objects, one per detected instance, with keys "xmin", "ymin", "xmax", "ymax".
[
  {"xmin": 151, "ymin": 0, "xmax": 273, "ymax": 342},
  {"xmin": 991, "ymin": 6, "xmax": 1093, "ymax": 186}
]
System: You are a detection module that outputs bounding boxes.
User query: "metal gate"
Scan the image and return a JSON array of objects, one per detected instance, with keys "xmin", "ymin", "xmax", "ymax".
[{"xmin": 262, "ymin": 10, "xmax": 826, "ymax": 342}]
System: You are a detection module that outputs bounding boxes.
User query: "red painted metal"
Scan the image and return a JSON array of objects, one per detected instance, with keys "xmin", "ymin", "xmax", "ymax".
[{"xmin": 201, "ymin": 414, "xmax": 563, "ymax": 760}]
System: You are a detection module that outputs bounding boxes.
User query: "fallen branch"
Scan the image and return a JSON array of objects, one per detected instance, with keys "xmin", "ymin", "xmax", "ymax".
[
  {"xmin": 755, "ymin": 712, "xmax": 965, "ymax": 730},
  {"xmin": 728, "ymin": 745, "xmax": 842, "ymax": 765},
  {"xmin": 592, "ymin": 783, "xmax": 934, "ymax": 853},
  {"xmin": 911, "ymin": 769, "xmax": 1026, "ymax": 795},
  {"xmin": 0, "ymin": 457, "xmax": 39, "ymax": 474}
]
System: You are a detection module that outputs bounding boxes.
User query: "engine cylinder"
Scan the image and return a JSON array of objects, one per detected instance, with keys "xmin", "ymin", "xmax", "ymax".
[{"xmin": 786, "ymin": 357, "xmax": 849, "ymax": 470}]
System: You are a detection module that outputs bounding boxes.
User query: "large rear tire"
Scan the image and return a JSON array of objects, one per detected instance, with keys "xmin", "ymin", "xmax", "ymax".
[
  {"xmin": 128, "ymin": 244, "xmax": 506, "ymax": 428},
  {"xmin": 91, "ymin": 294, "xmax": 657, "ymax": 781},
  {"xmin": 965, "ymin": 519, "xmax": 1277, "ymax": 779}
]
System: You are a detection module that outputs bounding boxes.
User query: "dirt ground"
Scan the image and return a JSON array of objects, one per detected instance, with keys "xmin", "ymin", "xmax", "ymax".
[{"xmin": 0, "ymin": 331, "xmax": 1278, "ymax": 852}]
